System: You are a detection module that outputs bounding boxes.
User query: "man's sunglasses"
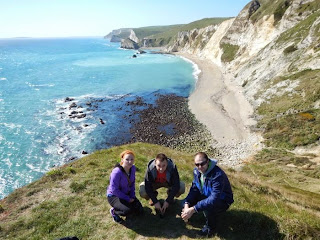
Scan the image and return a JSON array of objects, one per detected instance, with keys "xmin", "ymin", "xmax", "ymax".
[{"xmin": 195, "ymin": 160, "xmax": 208, "ymax": 167}]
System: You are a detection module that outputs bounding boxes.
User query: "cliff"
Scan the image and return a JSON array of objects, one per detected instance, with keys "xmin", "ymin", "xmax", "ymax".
[{"xmin": 166, "ymin": 0, "xmax": 320, "ymax": 151}]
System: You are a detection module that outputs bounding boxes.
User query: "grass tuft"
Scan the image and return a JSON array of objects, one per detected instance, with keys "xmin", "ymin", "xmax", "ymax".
[{"xmin": 220, "ymin": 43, "xmax": 240, "ymax": 62}]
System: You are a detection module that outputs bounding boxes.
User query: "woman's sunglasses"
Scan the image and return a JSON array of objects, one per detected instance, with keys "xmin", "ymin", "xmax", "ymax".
[{"xmin": 195, "ymin": 160, "xmax": 208, "ymax": 167}]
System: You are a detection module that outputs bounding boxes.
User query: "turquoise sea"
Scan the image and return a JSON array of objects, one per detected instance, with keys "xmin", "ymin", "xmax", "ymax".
[{"xmin": 0, "ymin": 37, "xmax": 197, "ymax": 199}]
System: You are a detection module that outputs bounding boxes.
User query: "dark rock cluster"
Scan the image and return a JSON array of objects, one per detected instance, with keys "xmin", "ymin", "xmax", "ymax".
[
  {"xmin": 248, "ymin": 0, "xmax": 261, "ymax": 18},
  {"xmin": 127, "ymin": 94, "xmax": 217, "ymax": 155}
]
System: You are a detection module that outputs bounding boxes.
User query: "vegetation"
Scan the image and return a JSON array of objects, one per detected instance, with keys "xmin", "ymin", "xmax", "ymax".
[
  {"xmin": 283, "ymin": 44, "xmax": 297, "ymax": 55},
  {"xmin": 220, "ymin": 43, "xmax": 240, "ymax": 62},
  {"xmin": 257, "ymin": 69, "xmax": 320, "ymax": 149},
  {"xmin": 1, "ymin": 143, "xmax": 319, "ymax": 239},
  {"xmin": 276, "ymin": 10, "xmax": 320, "ymax": 46},
  {"xmin": 249, "ymin": 0, "xmax": 292, "ymax": 24},
  {"xmin": 131, "ymin": 18, "xmax": 230, "ymax": 47}
]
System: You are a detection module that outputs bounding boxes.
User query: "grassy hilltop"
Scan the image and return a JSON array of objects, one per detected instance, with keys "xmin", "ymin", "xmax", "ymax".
[{"xmin": 1, "ymin": 143, "xmax": 319, "ymax": 240}]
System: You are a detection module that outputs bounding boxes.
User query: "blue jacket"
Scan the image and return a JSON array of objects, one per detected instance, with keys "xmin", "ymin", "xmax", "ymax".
[
  {"xmin": 185, "ymin": 159, "xmax": 233, "ymax": 212},
  {"xmin": 106, "ymin": 164, "xmax": 136, "ymax": 202}
]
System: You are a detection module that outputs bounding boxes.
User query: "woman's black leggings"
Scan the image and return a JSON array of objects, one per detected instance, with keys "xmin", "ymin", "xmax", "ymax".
[{"xmin": 107, "ymin": 195, "xmax": 143, "ymax": 216}]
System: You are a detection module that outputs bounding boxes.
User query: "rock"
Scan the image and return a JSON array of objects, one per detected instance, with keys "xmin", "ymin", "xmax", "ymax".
[
  {"xmin": 138, "ymin": 49, "xmax": 146, "ymax": 54},
  {"xmin": 121, "ymin": 38, "xmax": 139, "ymax": 49},
  {"xmin": 248, "ymin": 0, "xmax": 260, "ymax": 17},
  {"xmin": 68, "ymin": 157, "xmax": 77, "ymax": 162},
  {"xmin": 77, "ymin": 114, "xmax": 86, "ymax": 119},
  {"xmin": 110, "ymin": 35, "xmax": 122, "ymax": 42},
  {"xmin": 69, "ymin": 103, "xmax": 77, "ymax": 109},
  {"xmin": 132, "ymin": 54, "xmax": 137, "ymax": 58},
  {"xmin": 286, "ymin": 163, "xmax": 297, "ymax": 168},
  {"xmin": 83, "ymin": 124, "xmax": 89, "ymax": 127},
  {"xmin": 65, "ymin": 97, "xmax": 74, "ymax": 102}
]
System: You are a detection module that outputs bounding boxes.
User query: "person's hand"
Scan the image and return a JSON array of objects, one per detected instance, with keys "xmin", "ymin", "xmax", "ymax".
[
  {"xmin": 161, "ymin": 201, "xmax": 169, "ymax": 214},
  {"xmin": 129, "ymin": 198, "xmax": 135, "ymax": 203},
  {"xmin": 181, "ymin": 206, "xmax": 195, "ymax": 222},
  {"xmin": 154, "ymin": 201, "xmax": 162, "ymax": 211}
]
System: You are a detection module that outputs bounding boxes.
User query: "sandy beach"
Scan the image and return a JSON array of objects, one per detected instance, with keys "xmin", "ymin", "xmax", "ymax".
[{"xmin": 177, "ymin": 53, "xmax": 262, "ymax": 166}]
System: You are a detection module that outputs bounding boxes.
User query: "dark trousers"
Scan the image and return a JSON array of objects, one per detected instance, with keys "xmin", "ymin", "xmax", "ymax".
[
  {"xmin": 185, "ymin": 195, "xmax": 230, "ymax": 229},
  {"xmin": 107, "ymin": 195, "xmax": 143, "ymax": 216}
]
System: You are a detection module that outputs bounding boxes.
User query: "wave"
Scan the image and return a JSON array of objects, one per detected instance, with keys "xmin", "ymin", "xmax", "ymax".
[
  {"xmin": 0, "ymin": 77, "xmax": 7, "ymax": 81},
  {"xmin": 0, "ymin": 122, "xmax": 22, "ymax": 129},
  {"xmin": 179, "ymin": 56, "xmax": 201, "ymax": 81},
  {"xmin": 25, "ymin": 81, "xmax": 55, "ymax": 88}
]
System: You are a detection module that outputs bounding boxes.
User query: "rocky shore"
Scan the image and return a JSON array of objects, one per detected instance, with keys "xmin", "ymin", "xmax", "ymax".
[{"xmin": 127, "ymin": 94, "xmax": 217, "ymax": 156}]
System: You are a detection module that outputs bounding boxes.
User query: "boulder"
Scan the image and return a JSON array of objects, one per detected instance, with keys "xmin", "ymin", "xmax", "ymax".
[
  {"xmin": 65, "ymin": 97, "xmax": 74, "ymax": 102},
  {"xmin": 121, "ymin": 38, "xmax": 139, "ymax": 49},
  {"xmin": 248, "ymin": 0, "xmax": 260, "ymax": 17}
]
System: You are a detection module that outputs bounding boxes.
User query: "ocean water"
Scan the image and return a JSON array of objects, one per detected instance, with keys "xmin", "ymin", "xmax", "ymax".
[{"xmin": 0, "ymin": 37, "xmax": 197, "ymax": 199}]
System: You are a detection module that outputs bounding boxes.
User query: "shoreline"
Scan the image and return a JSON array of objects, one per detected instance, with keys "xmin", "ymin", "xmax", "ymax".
[{"xmin": 176, "ymin": 52, "xmax": 262, "ymax": 166}]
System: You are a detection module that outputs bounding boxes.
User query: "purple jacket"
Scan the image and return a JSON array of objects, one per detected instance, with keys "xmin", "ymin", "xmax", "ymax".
[{"xmin": 106, "ymin": 165, "xmax": 136, "ymax": 202}]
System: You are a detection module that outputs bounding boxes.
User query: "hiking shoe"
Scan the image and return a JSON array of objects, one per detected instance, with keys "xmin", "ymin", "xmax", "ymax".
[
  {"xmin": 149, "ymin": 199, "xmax": 155, "ymax": 206},
  {"xmin": 198, "ymin": 225, "xmax": 214, "ymax": 237},
  {"xmin": 109, "ymin": 208, "xmax": 123, "ymax": 223}
]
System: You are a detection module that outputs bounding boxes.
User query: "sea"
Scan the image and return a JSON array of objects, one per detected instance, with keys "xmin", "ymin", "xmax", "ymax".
[{"xmin": 0, "ymin": 37, "xmax": 199, "ymax": 199}]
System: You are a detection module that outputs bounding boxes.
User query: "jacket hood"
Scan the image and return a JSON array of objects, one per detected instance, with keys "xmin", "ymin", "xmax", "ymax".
[{"xmin": 203, "ymin": 158, "xmax": 218, "ymax": 176}]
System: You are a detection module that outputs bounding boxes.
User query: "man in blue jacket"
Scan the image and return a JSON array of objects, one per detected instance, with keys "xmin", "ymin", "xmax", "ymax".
[{"xmin": 181, "ymin": 152, "xmax": 234, "ymax": 236}]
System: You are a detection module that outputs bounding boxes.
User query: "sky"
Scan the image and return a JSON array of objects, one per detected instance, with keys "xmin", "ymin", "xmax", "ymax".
[{"xmin": 0, "ymin": 0, "xmax": 251, "ymax": 38}]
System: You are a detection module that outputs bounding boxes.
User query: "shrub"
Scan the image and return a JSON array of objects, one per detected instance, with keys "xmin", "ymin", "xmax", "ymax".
[
  {"xmin": 283, "ymin": 45, "xmax": 298, "ymax": 54},
  {"xmin": 46, "ymin": 169, "xmax": 63, "ymax": 180},
  {"xmin": 274, "ymin": 0, "xmax": 292, "ymax": 23},
  {"xmin": 221, "ymin": 43, "xmax": 240, "ymax": 62},
  {"xmin": 0, "ymin": 204, "xmax": 4, "ymax": 213},
  {"xmin": 66, "ymin": 167, "xmax": 76, "ymax": 174},
  {"xmin": 70, "ymin": 182, "xmax": 87, "ymax": 193}
]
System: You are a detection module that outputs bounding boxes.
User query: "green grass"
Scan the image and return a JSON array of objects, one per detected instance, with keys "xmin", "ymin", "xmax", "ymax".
[
  {"xmin": 1, "ymin": 143, "xmax": 319, "ymax": 239},
  {"xmin": 276, "ymin": 10, "xmax": 320, "ymax": 45},
  {"xmin": 250, "ymin": 0, "xmax": 290, "ymax": 24},
  {"xmin": 220, "ymin": 43, "xmax": 240, "ymax": 62},
  {"xmin": 257, "ymin": 69, "xmax": 320, "ymax": 149},
  {"xmin": 134, "ymin": 18, "xmax": 230, "ymax": 47}
]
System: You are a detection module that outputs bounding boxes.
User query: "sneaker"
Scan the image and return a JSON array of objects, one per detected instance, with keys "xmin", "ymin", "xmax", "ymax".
[
  {"xmin": 149, "ymin": 199, "xmax": 155, "ymax": 206},
  {"xmin": 198, "ymin": 225, "xmax": 214, "ymax": 237},
  {"xmin": 109, "ymin": 208, "xmax": 123, "ymax": 223}
]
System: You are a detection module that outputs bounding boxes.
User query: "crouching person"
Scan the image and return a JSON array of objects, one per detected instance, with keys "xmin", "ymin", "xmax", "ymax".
[
  {"xmin": 139, "ymin": 153, "xmax": 185, "ymax": 216},
  {"xmin": 181, "ymin": 152, "xmax": 234, "ymax": 237},
  {"xmin": 107, "ymin": 150, "xmax": 143, "ymax": 223}
]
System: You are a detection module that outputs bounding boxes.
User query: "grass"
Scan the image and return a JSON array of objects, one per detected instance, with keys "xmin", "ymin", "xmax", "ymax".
[
  {"xmin": 220, "ymin": 43, "xmax": 240, "ymax": 62},
  {"xmin": 276, "ymin": 10, "xmax": 320, "ymax": 45},
  {"xmin": 135, "ymin": 18, "xmax": 230, "ymax": 47},
  {"xmin": 1, "ymin": 143, "xmax": 319, "ymax": 239},
  {"xmin": 249, "ymin": 0, "xmax": 291, "ymax": 24},
  {"xmin": 257, "ymin": 69, "xmax": 320, "ymax": 149}
]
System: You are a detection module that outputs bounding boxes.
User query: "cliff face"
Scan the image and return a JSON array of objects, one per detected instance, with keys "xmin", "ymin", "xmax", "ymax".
[
  {"xmin": 167, "ymin": 0, "xmax": 320, "ymax": 153},
  {"xmin": 168, "ymin": 0, "xmax": 320, "ymax": 109},
  {"xmin": 104, "ymin": 28, "xmax": 137, "ymax": 43},
  {"xmin": 165, "ymin": 25, "xmax": 218, "ymax": 53}
]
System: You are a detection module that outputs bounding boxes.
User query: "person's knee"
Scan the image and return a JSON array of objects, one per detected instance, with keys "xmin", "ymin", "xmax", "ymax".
[
  {"xmin": 139, "ymin": 182, "xmax": 150, "ymax": 200},
  {"xmin": 175, "ymin": 181, "xmax": 186, "ymax": 197}
]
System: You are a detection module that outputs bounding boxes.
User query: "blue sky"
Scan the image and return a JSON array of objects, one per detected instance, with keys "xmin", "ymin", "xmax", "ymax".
[{"xmin": 0, "ymin": 0, "xmax": 251, "ymax": 38}]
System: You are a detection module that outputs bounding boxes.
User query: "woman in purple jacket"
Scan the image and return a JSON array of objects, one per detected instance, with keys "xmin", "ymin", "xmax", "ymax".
[{"xmin": 107, "ymin": 150, "xmax": 143, "ymax": 223}]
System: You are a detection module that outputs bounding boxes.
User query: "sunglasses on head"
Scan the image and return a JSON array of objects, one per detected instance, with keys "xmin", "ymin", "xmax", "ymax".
[{"xmin": 195, "ymin": 160, "xmax": 208, "ymax": 167}]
